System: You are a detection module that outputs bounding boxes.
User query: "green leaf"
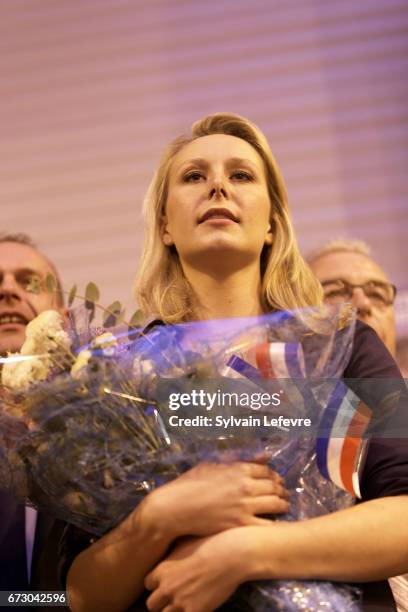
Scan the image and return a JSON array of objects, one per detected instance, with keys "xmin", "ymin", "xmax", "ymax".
[
  {"xmin": 45, "ymin": 273, "xmax": 57, "ymax": 293},
  {"xmin": 107, "ymin": 300, "xmax": 122, "ymax": 314},
  {"xmin": 85, "ymin": 282, "xmax": 100, "ymax": 304},
  {"xmin": 103, "ymin": 313, "xmax": 117, "ymax": 328},
  {"xmin": 87, "ymin": 302, "xmax": 96, "ymax": 323},
  {"xmin": 115, "ymin": 311, "xmax": 126, "ymax": 325},
  {"xmin": 128, "ymin": 309, "xmax": 145, "ymax": 328},
  {"xmin": 103, "ymin": 301, "xmax": 122, "ymax": 328},
  {"xmin": 68, "ymin": 284, "xmax": 77, "ymax": 307}
]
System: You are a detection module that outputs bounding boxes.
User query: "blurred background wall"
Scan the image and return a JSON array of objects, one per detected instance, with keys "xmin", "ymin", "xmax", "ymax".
[{"xmin": 1, "ymin": 0, "xmax": 407, "ymax": 328}]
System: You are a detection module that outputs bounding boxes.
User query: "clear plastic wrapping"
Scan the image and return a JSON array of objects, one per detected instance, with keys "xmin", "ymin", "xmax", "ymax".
[{"xmin": 0, "ymin": 304, "xmax": 363, "ymax": 610}]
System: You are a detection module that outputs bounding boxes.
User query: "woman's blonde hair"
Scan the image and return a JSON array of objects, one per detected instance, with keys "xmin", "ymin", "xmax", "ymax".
[{"xmin": 135, "ymin": 112, "xmax": 322, "ymax": 322}]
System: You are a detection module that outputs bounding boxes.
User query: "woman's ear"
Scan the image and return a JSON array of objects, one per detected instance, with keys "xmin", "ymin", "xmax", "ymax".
[
  {"xmin": 161, "ymin": 215, "xmax": 174, "ymax": 246},
  {"xmin": 264, "ymin": 223, "xmax": 273, "ymax": 246}
]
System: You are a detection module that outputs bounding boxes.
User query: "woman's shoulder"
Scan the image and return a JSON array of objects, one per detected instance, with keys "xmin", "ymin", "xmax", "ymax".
[{"xmin": 345, "ymin": 321, "xmax": 408, "ymax": 500}]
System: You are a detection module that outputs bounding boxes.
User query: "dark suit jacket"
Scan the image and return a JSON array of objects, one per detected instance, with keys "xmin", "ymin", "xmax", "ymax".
[{"xmin": 0, "ymin": 490, "xmax": 68, "ymax": 610}]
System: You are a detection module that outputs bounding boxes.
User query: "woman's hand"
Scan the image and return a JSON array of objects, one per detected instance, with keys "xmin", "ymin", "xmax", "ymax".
[
  {"xmin": 144, "ymin": 460, "xmax": 289, "ymax": 540},
  {"xmin": 145, "ymin": 530, "xmax": 249, "ymax": 612}
]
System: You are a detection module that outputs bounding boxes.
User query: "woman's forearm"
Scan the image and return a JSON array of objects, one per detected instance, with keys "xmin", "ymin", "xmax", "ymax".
[
  {"xmin": 66, "ymin": 459, "xmax": 287, "ymax": 611},
  {"xmin": 67, "ymin": 497, "xmax": 173, "ymax": 612},
  {"xmin": 242, "ymin": 496, "xmax": 408, "ymax": 583},
  {"xmin": 142, "ymin": 497, "xmax": 408, "ymax": 612}
]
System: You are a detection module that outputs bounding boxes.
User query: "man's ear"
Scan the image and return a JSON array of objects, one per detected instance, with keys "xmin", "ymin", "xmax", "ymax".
[
  {"xmin": 161, "ymin": 215, "xmax": 174, "ymax": 246},
  {"xmin": 59, "ymin": 307, "xmax": 69, "ymax": 322}
]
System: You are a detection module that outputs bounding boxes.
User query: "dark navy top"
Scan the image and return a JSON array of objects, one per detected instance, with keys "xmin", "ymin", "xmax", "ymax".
[{"xmin": 58, "ymin": 320, "xmax": 407, "ymax": 610}]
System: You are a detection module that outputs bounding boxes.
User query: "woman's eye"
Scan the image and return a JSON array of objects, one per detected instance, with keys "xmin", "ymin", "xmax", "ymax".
[
  {"xmin": 184, "ymin": 171, "xmax": 205, "ymax": 182},
  {"xmin": 231, "ymin": 170, "xmax": 253, "ymax": 181}
]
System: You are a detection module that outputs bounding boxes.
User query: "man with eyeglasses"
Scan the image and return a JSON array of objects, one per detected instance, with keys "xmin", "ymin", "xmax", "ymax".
[
  {"xmin": 308, "ymin": 239, "xmax": 397, "ymax": 356},
  {"xmin": 309, "ymin": 238, "xmax": 407, "ymax": 612},
  {"xmin": 0, "ymin": 233, "xmax": 68, "ymax": 609}
]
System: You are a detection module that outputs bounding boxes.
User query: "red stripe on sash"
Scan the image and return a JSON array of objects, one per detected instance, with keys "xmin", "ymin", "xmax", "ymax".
[
  {"xmin": 340, "ymin": 402, "xmax": 371, "ymax": 494},
  {"xmin": 255, "ymin": 343, "xmax": 276, "ymax": 378}
]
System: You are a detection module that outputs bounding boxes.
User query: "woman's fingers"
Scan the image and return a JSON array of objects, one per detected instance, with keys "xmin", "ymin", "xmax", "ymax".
[
  {"xmin": 186, "ymin": 459, "xmax": 284, "ymax": 485},
  {"xmin": 151, "ymin": 460, "xmax": 290, "ymax": 539},
  {"xmin": 250, "ymin": 494, "xmax": 290, "ymax": 516},
  {"xmin": 251, "ymin": 515, "xmax": 282, "ymax": 526},
  {"xmin": 241, "ymin": 461, "xmax": 283, "ymax": 483},
  {"xmin": 146, "ymin": 588, "xmax": 170, "ymax": 611},
  {"xmin": 246, "ymin": 477, "xmax": 289, "ymax": 498},
  {"xmin": 243, "ymin": 450, "xmax": 271, "ymax": 463},
  {"xmin": 144, "ymin": 571, "xmax": 159, "ymax": 591}
]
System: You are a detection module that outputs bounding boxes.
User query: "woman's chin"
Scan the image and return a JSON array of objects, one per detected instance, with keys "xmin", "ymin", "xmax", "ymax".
[{"xmin": 182, "ymin": 243, "xmax": 260, "ymax": 271}]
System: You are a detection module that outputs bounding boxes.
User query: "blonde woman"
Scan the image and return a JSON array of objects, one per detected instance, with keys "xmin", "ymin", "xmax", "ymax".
[{"xmin": 63, "ymin": 113, "xmax": 408, "ymax": 612}]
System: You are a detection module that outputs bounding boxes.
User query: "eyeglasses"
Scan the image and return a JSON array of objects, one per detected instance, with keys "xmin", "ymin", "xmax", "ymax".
[{"xmin": 321, "ymin": 279, "xmax": 397, "ymax": 309}]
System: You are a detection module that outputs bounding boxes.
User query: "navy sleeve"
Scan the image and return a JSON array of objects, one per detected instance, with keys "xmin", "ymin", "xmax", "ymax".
[{"xmin": 343, "ymin": 321, "xmax": 408, "ymax": 500}]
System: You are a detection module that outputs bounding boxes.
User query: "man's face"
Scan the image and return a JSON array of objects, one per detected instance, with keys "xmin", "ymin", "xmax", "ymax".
[
  {"xmin": 310, "ymin": 250, "xmax": 397, "ymax": 356},
  {"xmin": 0, "ymin": 242, "xmax": 62, "ymax": 355}
]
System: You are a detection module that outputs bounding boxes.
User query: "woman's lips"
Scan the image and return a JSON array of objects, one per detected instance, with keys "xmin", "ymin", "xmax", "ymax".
[
  {"xmin": 198, "ymin": 208, "xmax": 239, "ymax": 224},
  {"xmin": 200, "ymin": 216, "xmax": 237, "ymax": 225}
]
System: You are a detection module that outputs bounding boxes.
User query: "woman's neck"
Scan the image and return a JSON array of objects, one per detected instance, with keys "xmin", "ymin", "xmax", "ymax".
[{"xmin": 182, "ymin": 262, "xmax": 264, "ymax": 320}]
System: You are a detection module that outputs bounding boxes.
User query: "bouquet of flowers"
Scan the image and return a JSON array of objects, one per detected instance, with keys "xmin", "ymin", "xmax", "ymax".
[{"xmin": 0, "ymin": 302, "xmax": 365, "ymax": 610}]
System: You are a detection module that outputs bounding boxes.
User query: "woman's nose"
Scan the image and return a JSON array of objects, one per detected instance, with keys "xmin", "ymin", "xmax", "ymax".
[{"xmin": 209, "ymin": 177, "xmax": 228, "ymax": 200}]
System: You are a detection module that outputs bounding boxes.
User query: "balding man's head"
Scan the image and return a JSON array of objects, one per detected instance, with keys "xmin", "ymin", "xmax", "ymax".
[
  {"xmin": 308, "ymin": 239, "xmax": 397, "ymax": 356},
  {"xmin": 0, "ymin": 234, "xmax": 65, "ymax": 355}
]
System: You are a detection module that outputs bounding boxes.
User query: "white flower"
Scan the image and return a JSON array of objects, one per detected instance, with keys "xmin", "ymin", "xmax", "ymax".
[
  {"xmin": 25, "ymin": 310, "xmax": 64, "ymax": 341},
  {"xmin": 22, "ymin": 310, "xmax": 70, "ymax": 355},
  {"xmin": 20, "ymin": 338, "xmax": 37, "ymax": 357},
  {"xmin": 50, "ymin": 329, "xmax": 71, "ymax": 352},
  {"xmin": 1, "ymin": 310, "xmax": 71, "ymax": 389},
  {"xmin": 91, "ymin": 332, "xmax": 117, "ymax": 349},
  {"xmin": 1, "ymin": 356, "xmax": 50, "ymax": 390},
  {"xmin": 91, "ymin": 332, "xmax": 118, "ymax": 357},
  {"xmin": 70, "ymin": 332, "xmax": 118, "ymax": 379},
  {"xmin": 70, "ymin": 350, "xmax": 92, "ymax": 379}
]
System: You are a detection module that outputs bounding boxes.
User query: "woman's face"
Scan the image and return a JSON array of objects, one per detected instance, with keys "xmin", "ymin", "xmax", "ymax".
[{"xmin": 162, "ymin": 134, "xmax": 273, "ymax": 272}]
